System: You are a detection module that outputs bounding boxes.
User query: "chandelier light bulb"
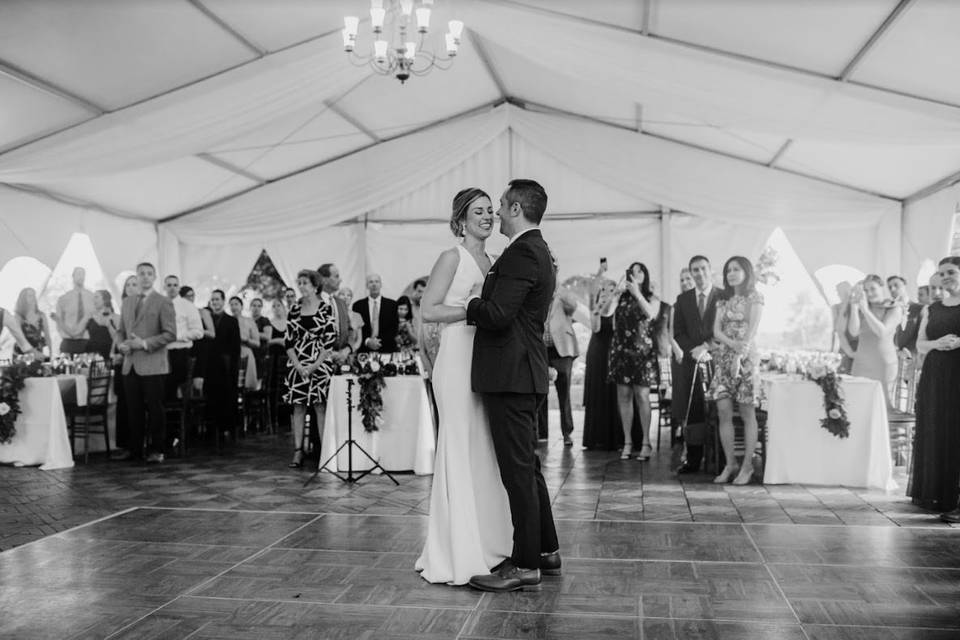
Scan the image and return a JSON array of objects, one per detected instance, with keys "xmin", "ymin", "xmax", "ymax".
[
  {"xmin": 370, "ymin": 7, "xmax": 385, "ymax": 32},
  {"xmin": 370, "ymin": 0, "xmax": 383, "ymax": 9},
  {"xmin": 342, "ymin": 28, "xmax": 355, "ymax": 52},
  {"xmin": 400, "ymin": 0, "xmax": 414, "ymax": 16},
  {"xmin": 448, "ymin": 19, "xmax": 464, "ymax": 42},
  {"xmin": 445, "ymin": 32, "xmax": 458, "ymax": 56},
  {"xmin": 374, "ymin": 39, "xmax": 389, "ymax": 61},
  {"xmin": 416, "ymin": 7, "xmax": 431, "ymax": 33},
  {"xmin": 343, "ymin": 15, "xmax": 359, "ymax": 36},
  {"xmin": 404, "ymin": 41, "xmax": 417, "ymax": 60}
]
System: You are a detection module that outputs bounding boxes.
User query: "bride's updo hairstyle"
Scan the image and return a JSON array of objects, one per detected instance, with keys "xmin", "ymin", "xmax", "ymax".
[{"xmin": 450, "ymin": 187, "xmax": 490, "ymax": 238}]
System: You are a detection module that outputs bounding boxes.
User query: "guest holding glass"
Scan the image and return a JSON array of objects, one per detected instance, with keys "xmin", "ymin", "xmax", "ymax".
[
  {"xmin": 13, "ymin": 287, "xmax": 51, "ymax": 357},
  {"xmin": 285, "ymin": 270, "xmax": 337, "ymax": 469},
  {"xmin": 909, "ymin": 257, "xmax": 960, "ymax": 520},
  {"xmin": 709, "ymin": 256, "xmax": 764, "ymax": 485},
  {"xmin": 848, "ymin": 275, "xmax": 901, "ymax": 407},
  {"xmin": 608, "ymin": 261, "xmax": 660, "ymax": 460}
]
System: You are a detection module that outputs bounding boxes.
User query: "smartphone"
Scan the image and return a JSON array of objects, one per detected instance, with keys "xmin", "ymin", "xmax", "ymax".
[{"xmin": 625, "ymin": 268, "xmax": 633, "ymax": 282}]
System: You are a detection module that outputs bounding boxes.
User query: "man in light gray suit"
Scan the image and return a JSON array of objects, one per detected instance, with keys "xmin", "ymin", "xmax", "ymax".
[{"xmin": 117, "ymin": 262, "xmax": 176, "ymax": 462}]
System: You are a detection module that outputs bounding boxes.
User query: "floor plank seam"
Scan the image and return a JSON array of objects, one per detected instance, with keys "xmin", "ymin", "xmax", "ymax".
[{"xmin": 741, "ymin": 522, "xmax": 812, "ymax": 640}]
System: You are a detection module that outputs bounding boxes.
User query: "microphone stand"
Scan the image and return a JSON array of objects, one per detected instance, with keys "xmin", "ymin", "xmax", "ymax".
[{"xmin": 305, "ymin": 377, "xmax": 398, "ymax": 486}]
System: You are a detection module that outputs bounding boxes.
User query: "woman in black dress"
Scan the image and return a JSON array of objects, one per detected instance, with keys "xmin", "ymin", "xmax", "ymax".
[
  {"xmin": 582, "ymin": 279, "xmax": 641, "ymax": 450},
  {"xmin": 114, "ymin": 276, "xmax": 139, "ymax": 452},
  {"xmin": 284, "ymin": 270, "xmax": 337, "ymax": 468},
  {"xmin": 268, "ymin": 298, "xmax": 289, "ymax": 430},
  {"xmin": 13, "ymin": 287, "xmax": 51, "ymax": 357},
  {"xmin": 85, "ymin": 290, "xmax": 118, "ymax": 361},
  {"xmin": 910, "ymin": 256, "xmax": 960, "ymax": 519},
  {"xmin": 608, "ymin": 262, "xmax": 661, "ymax": 460}
]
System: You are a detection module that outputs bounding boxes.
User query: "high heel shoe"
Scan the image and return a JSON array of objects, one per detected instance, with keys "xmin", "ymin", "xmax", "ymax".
[
  {"xmin": 288, "ymin": 450, "xmax": 304, "ymax": 469},
  {"xmin": 732, "ymin": 465, "xmax": 754, "ymax": 485},
  {"xmin": 620, "ymin": 444, "xmax": 633, "ymax": 460},
  {"xmin": 713, "ymin": 464, "xmax": 738, "ymax": 484},
  {"xmin": 636, "ymin": 444, "xmax": 653, "ymax": 461}
]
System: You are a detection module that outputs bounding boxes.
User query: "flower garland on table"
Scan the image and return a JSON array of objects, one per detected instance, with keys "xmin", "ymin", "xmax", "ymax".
[
  {"xmin": 352, "ymin": 355, "xmax": 387, "ymax": 433},
  {"xmin": 762, "ymin": 350, "xmax": 850, "ymax": 439},
  {"xmin": 0, "ymin": 359, "xmax": 44, "ymax": 444}
]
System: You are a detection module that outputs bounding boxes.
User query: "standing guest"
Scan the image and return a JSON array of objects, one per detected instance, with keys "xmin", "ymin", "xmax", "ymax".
[
  {"xmin": 582, "ymin": 279, "xmax": 641, "ymax": 450},
  {"xmin": 353, "ymin": 273, "xmax": 399, "ymax": 353},
  {"xmin": 608, "ymin": 261, "xmax": 660, "ymax": 461},
  {"xmin": 317, "ymin": 264, "xmax": 353, "ymax": 367},
  {"xmin": 395, "ymin": 295, "xmax": 418, "ymax": 351},
  {"xmin": 540, "ymin": 288, "xmax": 580, "ymax": 446},
  {"xmin": 909, "ymin": 257, "xmax": 960, "ymax": 521},
  {"xmin": 116, "ymin": 263, "xmax": 176, "ymax": 462},
  {"xmin": 0, "ymin": 306, "xmax": 35, "ymax": 355},
  {"xmin": 410, "ymin": 278, "xmax": 427, "ymax": 341},
  {"xmin": 284, "ymin": 270, "xmax": 337, "ymax": 469},
  {"xmin": 206, "ymin": 290, "xmax": 240, "ymax": 441},
  {"xmin": 709, "ymin": 257, "xmax": 764, "ymax": 485},
  {"xmin": 53, "ymin": 267, "xmax": 95, "ymax": 355},
  {"xmin": 85, "ymin": 290, "xmax": 118, "ymax": 361},
  {"xmin": 918, "ymin": 285, "xmax": 932, "ymax": 306},
  {"xmin": 230, "ymin": 296, "xmax": 260, "ymax": 389},
  {"xmin": 113, "ymin": 275, "xmax": 139, "ymax": 455},
  {"xmin": 678, "ymin": 268, "xmax": 695, "ymax": 293},
  {"xmin": 849, "ymin": 275, "xmax": 902, "ymax": 407},
  {"xmin": 929, "ymin": 273, "xmax": 945, "ymax": 303},
  {"xmin": 181, "ymin": 285, "xmax": 215, "ymax": 392},
  {"xmin": 283, "ymin": 287, "xmax": 298, "ymax": 310},
  {"xmin": 889, "ymin": 275, "xmax": 923, "ymax": 355},
  {"xmin": 832, "ymin": 282, "xmax": 858, "ymax": 374},
  {"xmin": 267, "ymin": 299, "xmax": 289, "ymax": 429},
  {"xmin": 13, "ymin": 287, "xmax": 52, "ymax": 357},
  {"xmin": 163, "ymin": 275, "xmax": 203, "ymax": 401},
  {"xmin": 250, "ymin": 298, "xmax": 273, "ymax": 380},
  {"xmin": 336, "ymin": 287, "xmax": 364, "ymax": 353},
  {"xmin": 673, "ymin": 255, "xmax": 722, "ymax": 474}
]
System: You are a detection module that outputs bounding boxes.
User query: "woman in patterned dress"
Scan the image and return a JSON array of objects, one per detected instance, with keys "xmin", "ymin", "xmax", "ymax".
[
  {"xmin": 285, "ymin": 269, "xmax": 338, "ymax": 468},
  {"xmin": 710, "ymin": 256, "xmax": 765, "ymax": 485},
  {"xmin": 607, "ymin": 261, "xmax": 661, "ymax": 460}
]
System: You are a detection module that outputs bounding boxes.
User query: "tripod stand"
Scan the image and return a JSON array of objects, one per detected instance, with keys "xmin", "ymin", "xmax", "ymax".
[{"xmin": 304, "ymin": 377, "xmax": 398, "ymax": 486}]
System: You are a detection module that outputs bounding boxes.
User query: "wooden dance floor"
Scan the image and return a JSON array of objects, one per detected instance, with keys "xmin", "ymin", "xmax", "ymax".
[{"xmin": 2, "ymin": 423, "xmax": 960, "ymax": 638}]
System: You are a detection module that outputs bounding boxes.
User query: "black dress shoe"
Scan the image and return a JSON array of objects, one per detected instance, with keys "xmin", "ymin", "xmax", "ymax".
[
  {"xmin": 941, "ymin": 508, "xmax": 960, "ymax": 524},
  {"xmin": 676, "ymin": 464, "xmax": 701, "ymax": 475},
  {"xmin": 540, "ymin": 551, "xmax": 561, "ymax": 576},
  {"xmin": 469, "ymin": 565, "xmax": 541, "ymax": 592},
  {"xmin": 563, "ymin": 437, "xmax": 573, "ymax": 447}
]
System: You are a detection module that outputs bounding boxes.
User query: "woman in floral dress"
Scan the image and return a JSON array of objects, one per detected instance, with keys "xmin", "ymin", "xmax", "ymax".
[
  {"xmin": 608, "ymin": 261, "xmax": 661, "ymax": 460},
  {"xmin": 284, "ymin": 269, "xmax": 338, "ymax": 468},
  {"xmin": 710, "ymin": 256, "xmax": 765, "ymax": 485}
]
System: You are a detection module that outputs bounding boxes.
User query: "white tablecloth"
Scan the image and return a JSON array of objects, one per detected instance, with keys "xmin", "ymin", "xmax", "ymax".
[
  {"xmin": 762, "ymin": 373, "xmax": 896, "ymax": 490},
  {"xmin": 0, "ymin": 375, "xmax": 86, "ymax": 470},
  {"xmin": 321, "ymin": 375, "xmax": 435, "ymax": 475}
]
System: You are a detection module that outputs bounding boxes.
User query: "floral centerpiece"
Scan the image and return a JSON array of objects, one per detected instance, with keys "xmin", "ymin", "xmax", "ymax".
[
  {"xmin": 0, "ymin": 358, "xmax": 45, "ymax": 444},
  {"xmin": 347, "ymin": 353, "xmax": 388, "ymax": 433},
  {"xmin": 761, "ymin": 350, "xmax": 850, "ymax": 439}
]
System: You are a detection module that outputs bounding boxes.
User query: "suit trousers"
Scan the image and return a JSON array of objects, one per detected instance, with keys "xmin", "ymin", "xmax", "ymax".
[
  {"xmin": 537, "ymin": 347, "xmax": 575, "ymax": 439},
  {"xmin": 483, "ymin": 392, "xmax": 559, "ymax": 570},
  {"xmin": 166, "ymin": 348, "xmax": 191, "ymax": 402},
  {"xmin": 124, "ymin": 371, "xmax": 166, "ymax": 457}
]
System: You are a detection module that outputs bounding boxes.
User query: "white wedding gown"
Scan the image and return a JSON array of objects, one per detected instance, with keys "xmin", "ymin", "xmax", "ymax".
[{"xmin": 415, "ymin": 244, "xmax": 513, "ymax": 585}]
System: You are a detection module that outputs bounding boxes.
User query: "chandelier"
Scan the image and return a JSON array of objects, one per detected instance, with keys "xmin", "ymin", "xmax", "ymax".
[{"xmin": 342, "ymin": 0, "xmax": 464, "ymax": 84}]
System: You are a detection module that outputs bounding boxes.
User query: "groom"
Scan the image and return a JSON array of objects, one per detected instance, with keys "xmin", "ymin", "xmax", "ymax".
[{"xmin": 465, "ymin": 179, "xmax": 560, "ymax": 592}]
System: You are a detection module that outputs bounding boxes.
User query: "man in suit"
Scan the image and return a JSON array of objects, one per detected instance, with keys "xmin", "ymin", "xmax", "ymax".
[
  {"xmin": 318, "ymin": 263, "xmax": 353, "ymax": 362},
  {"xmin": 352, "ymin": 273, "xmax": 399, "ymax": 353},
  {"xmin": 673, "ymin": 255, "xmax": 722, "ymax": 474},
  {"xmin": 206, "ymin": 289, "xmax": 241, "ymax": 443},
  {"xmin": 888, "ymin": 275, "xmax": 923, "ymax": 355},
  {"xmin": 466, "ymin": 179, "xmax": 560, "ymax": 593},
  {"xmin": 53, "ymin": 266, "xmax": 95, "ymax": 355},
  {"xmin": 539, "ymin": 289, "xmax": 580, "ymax": 445},
  {"xmin": 117, "ymin": 262, "xmax": 176, "ymax": 462}
]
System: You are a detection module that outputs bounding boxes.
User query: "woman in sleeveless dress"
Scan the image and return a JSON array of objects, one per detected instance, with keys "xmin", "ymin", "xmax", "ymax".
[
  {"xmin": 13, "ymin": 287, "xmax": 51, "ymax": 357},
  {"xmin": 415, "ymin": 188, "xmax": 512, "ymax": 585},
  {"xmin": 848, "ymin": 274, "xmax": 901, "ymax": 407},
  {"xmin": 910, "ymin": 257, "xmax": 960, "ymax": 516}
]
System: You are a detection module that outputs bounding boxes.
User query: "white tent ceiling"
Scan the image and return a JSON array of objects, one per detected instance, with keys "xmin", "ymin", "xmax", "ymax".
[{"xmin": 0, "ymin": 0, "xmax": 957, "ymax": 296}]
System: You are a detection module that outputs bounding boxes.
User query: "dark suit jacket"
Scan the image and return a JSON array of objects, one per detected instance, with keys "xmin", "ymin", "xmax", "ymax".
[
  {"xmin": 673, "ymin": 287, "xmax": 722, "ymax": 364},
  {"xmin": 352, "ymin": 296, "xmax": 399, "ymax": 352},
  {"xmin": 895, "ymin": 301, "xmax": 923, "ymax": 353},
  {"xmin": 207, "ymin": 311, "xmax": 241, "ymax": 380},
  {"xmin": 117, "ymin": 290, "xmax": 176, "ymax": 375},
  {"xmin": 467, "ymin": 228, "xmax": 555, "ymax": 395}
]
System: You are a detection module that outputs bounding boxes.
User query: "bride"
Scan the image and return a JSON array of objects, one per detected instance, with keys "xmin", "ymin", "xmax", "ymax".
[{"xmin": 415, "ymin": 188, "xmax": 512, "ymax": 585}]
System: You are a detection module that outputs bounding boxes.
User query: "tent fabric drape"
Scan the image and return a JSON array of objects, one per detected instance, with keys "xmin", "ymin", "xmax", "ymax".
[
  {"xmin": 462, "ymin": 1, "xmax": 960, "ymax": 145},
  {"xmin": 902, "ymin": 184, "xmax": 959, "ymax": 286},
  {"xmin": 0, "ymin": 32, "xmax": 370, "ymax": 183}
]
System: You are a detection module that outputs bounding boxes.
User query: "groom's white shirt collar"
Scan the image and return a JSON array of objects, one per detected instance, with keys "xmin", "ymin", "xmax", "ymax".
[{"xmin": 506, "ymin": 226, "xmax": 539, "ymax": 247}]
